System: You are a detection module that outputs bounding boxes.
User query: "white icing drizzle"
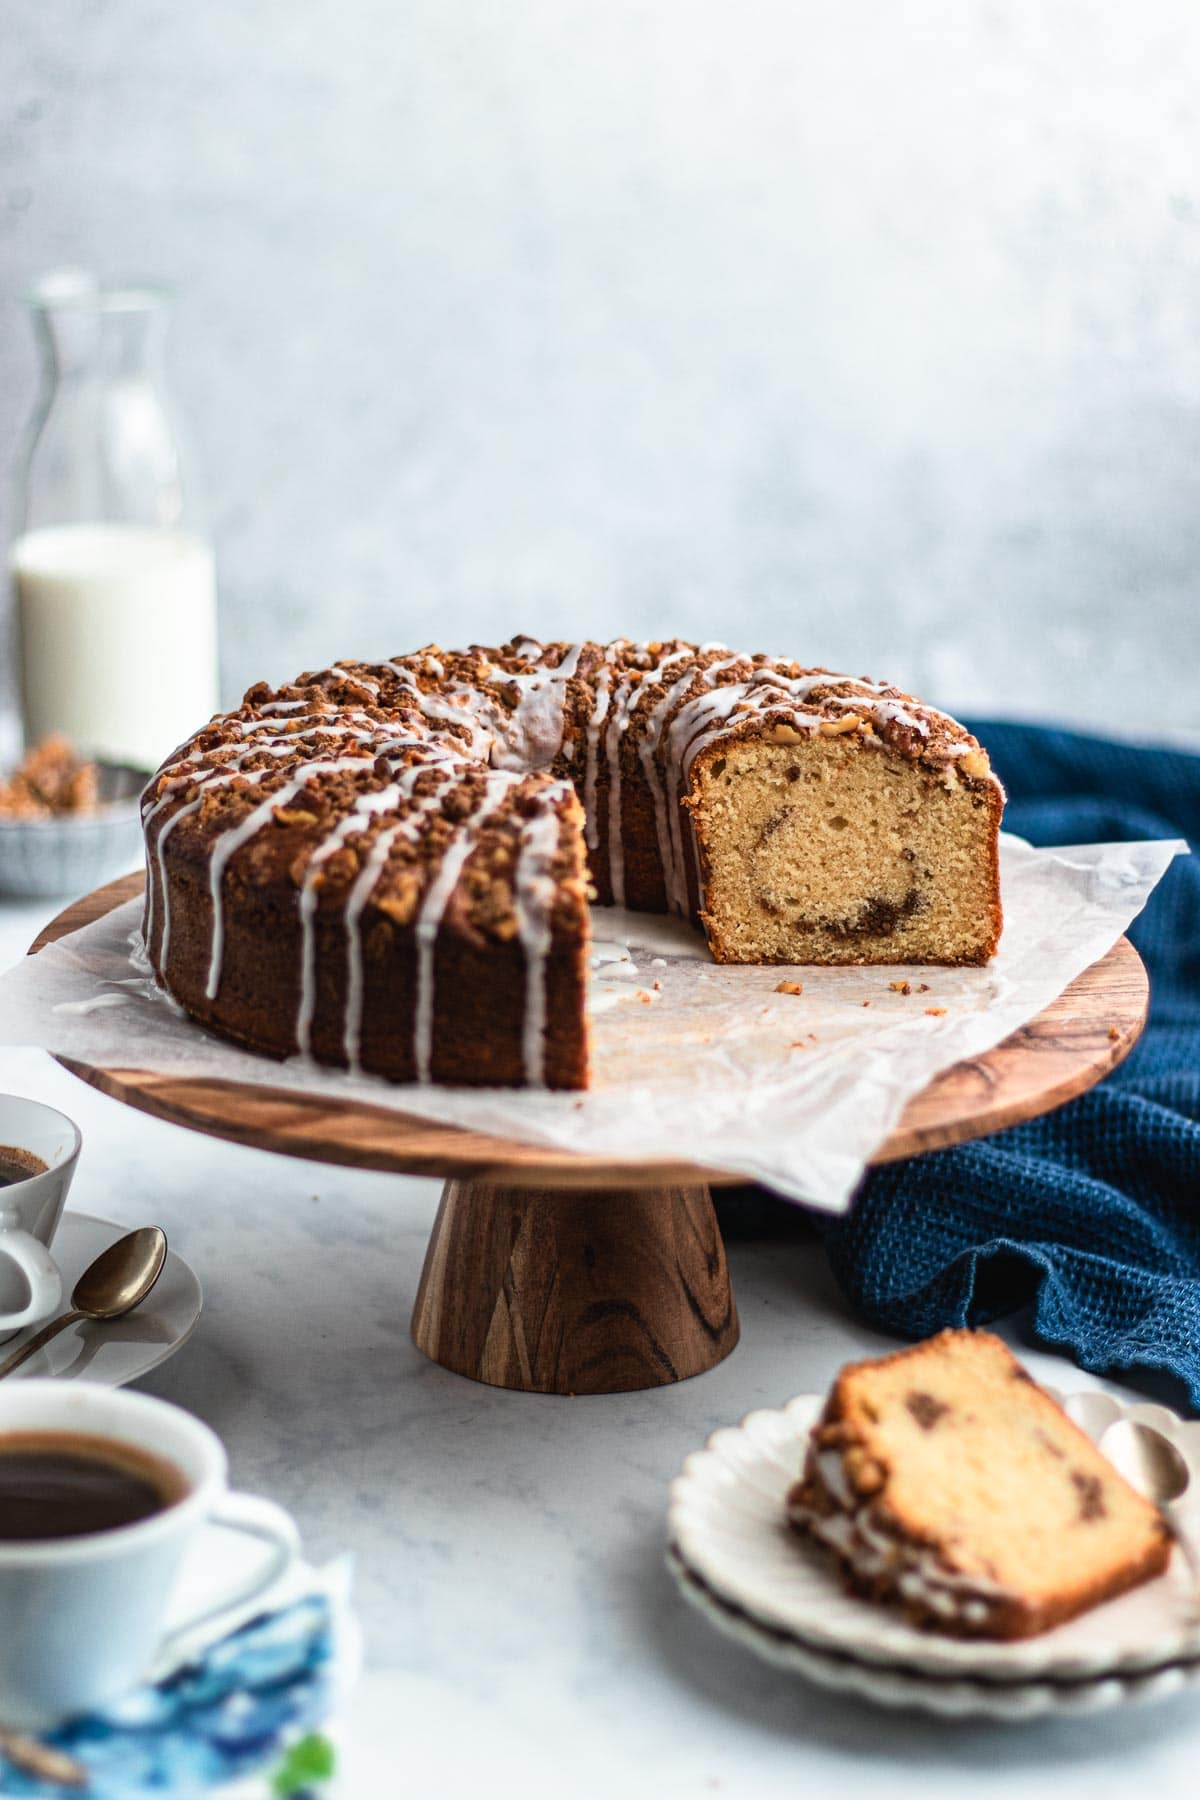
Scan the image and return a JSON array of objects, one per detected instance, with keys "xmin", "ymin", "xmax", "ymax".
[
  {"xmin": 383, "ymin": 666, "xmax": 496, "ymax": 760},
  {"xmin": 659, "ymin": 653, "xmax": 746, "ymax": 913},
  {"xmin": 487, "ymin": 642, "xmax": 584, "ymax": 773},
  {"xmin": 412, "ymin": 769, "xmax": 515, "ymax": 1082},
  {"xmin": 511, "ymin": 800, "xmax": 567, "ymax": 1085},
  {"xmin": 326, "ymin": 663, "xmax": 381, "ymax": 696},
  {"xmin": 151, "ymin": 798, "xmax": 202, "ymax": 967},
  {"xmin": 146, "ymin": 713, "xmax": 380, "ymax": 803},
  {"xmin": 228, "ymin": 709, "xmax": 376, "ymax": 740},
  {"xmin": 144, "ymin": 763, "xmax": 279, "ymax": 959},
  {"xmin": 604, "ymin": 646, "xmax": 693, "ymax": 907},
  {"xmin": 341, "ymin": 765, "xmax": 457, "ymax": 1073},
  {"xmin": 295, "ymin": 780, "xmax": 408, "ymax": 1058},
  {"xmin": 638, "ymin": 669, "xmax": 704, "ymax": 903},
  {"xmin": 387, "ymin": 643, "xmax": 585, "ymax": 777},
  {"xmin": 583, "ymin": 670, "xmax": 612, "ymax": 852},
  {"xmin": 205, "ymin": 755, "xmax": 369, "ymax": 1001}
]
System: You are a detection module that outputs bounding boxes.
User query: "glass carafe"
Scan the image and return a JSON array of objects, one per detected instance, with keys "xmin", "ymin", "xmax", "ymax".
[{"xmin": 10, "ymin": 271, "xmax": 219, "ymax": 772}]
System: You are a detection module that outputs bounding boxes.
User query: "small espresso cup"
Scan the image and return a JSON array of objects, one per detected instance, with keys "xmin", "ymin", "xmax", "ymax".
[
  {"xmin": 0, "ymin": 1095, "xmax": 81, "ymax": 1343},
  {"xmin": 0, "ymin": 1380, "xmax": 300, "ymax": 1729}
]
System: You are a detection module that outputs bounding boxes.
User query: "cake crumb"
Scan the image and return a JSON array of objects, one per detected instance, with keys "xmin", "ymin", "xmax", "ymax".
[
  {"xmin": 634, "ymin": 988, "xmax": 655, "ymax": 1004},
  {"xmin": 1107, "ymin": 1024, "xmax": 1120, "ymax": 1041},
  {"xmin": 889, "ymin": 980, "xmax": 912, "ymax": 995},
  {"xmin": 774, "ymin": 980, "xmax": 803, "ymax": 995},
  {"xmin": 925, "ymin": 1006, "xmax": 947, "ymax": 1017},
  {"xmin": 862, "ymin": 1000, "xmax": 870, "ymax": 1007},
  {"xmin": 917, "ymin": 982, "xmax": 931, "ymax": 993},
  {"xmin": 652, "ymin": 978, "xmax": 661, "ymax": 991}
]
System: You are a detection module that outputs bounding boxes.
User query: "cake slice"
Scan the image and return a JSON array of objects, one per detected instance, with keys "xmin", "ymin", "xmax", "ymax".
[{"xmin": 787, "ymin": 1330, "xmax": 1172, "ymax": 1639}]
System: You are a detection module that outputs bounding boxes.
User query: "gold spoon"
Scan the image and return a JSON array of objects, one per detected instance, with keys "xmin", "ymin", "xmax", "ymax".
[
  {"xmin": 0, "ymin": 1227, "xmax": 167, "ymax": 1381},
  {"xmin": 1101, "ymin": 1417, "xmax": 1200, "ymax": 1606}
]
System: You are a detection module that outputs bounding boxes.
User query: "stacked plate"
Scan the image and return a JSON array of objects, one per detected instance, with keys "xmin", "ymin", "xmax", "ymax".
[{"xmin": 667, "ymin": 1388, "xmax": 1200, "ymax": 1720}]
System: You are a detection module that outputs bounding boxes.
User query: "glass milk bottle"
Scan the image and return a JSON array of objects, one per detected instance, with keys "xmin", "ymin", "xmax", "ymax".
[{"xmin": 10, "ymin": 271, "xmax": 219, "ymax": 773}]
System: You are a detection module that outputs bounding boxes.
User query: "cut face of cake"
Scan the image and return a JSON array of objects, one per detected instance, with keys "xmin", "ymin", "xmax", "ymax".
[
  {"xmin": 787, "ymin": 1330, "xmax": 1172, "ymax": 1639},
  {"xmin": 690, "ymin": 731, "xmax": 1000, "ymax": 965}
]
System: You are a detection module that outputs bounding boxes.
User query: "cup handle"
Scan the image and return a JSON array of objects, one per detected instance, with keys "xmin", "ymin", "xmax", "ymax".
[
  {"xmin": 0, "ymin": 1217, "xmax": 62, "ymax": 1332},
  {"xmin": 157, "ymin": 1490, "xmax": 302, "ymax": 1657}
]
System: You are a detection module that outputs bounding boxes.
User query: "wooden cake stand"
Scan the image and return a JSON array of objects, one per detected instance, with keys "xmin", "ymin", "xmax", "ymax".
[{"xmin": 32, "ymin": 875, "xmax": 1149, "ymax": 1396}]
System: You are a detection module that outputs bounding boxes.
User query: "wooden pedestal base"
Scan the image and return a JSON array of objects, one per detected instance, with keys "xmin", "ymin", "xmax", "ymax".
[{"xmin": 410, "ymin": 1181, "xmax": 740, "ymax": 1394}]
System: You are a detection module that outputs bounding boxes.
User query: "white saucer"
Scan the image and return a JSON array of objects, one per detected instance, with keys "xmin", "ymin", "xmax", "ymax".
[
  {"xmin": 668, "ymin": 1387, "xmax": 1200, "ymax": 1717},
  {"xmin": 4, "ymin": 1208, "xmax": 202, "ymax": 1385}
]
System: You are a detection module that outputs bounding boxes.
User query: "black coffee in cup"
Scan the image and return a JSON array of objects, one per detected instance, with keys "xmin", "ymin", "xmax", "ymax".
[
  {"xmin": 0, "ymin": 1146, "xmax": 48, "ymax": 1188},
  {"xmin": 0, "ymin": 1431, "xmax": 189, "ymax": 1540}
]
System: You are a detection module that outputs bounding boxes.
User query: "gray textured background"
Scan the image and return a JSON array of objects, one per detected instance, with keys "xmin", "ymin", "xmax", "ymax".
[{"xmin": 1, "ymin": 0, "xmax": 1197, "ymax": 737}]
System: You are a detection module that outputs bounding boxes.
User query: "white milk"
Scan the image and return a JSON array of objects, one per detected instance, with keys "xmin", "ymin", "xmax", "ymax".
[{"xmin": 12, "ymin": 523, "xmax": 219, "ymax": 772}]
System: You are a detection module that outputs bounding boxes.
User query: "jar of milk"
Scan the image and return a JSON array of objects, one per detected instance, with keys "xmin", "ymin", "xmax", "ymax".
[{"xmin": 10, "ymin": 271, "xmax": 219, "ymax": 772}]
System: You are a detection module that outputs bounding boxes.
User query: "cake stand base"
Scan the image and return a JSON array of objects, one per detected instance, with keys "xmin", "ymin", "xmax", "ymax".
[{"xmin": 410, "ymin": 1180, "xmax": 740, "ymax": 1394}]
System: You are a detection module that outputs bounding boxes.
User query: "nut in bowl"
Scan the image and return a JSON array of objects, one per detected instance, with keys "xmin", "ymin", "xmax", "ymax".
[{"xmin": 0, "ymin": 736, "xmax": 146, "ymax": 898}]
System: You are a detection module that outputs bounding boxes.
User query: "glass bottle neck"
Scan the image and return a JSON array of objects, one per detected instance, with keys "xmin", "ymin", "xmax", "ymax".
[
  {"xmin": 17, "ymin": 278, "xmax": 203, "ymax": 538},
  {"xmin": 33, "ymin": 294, "xmax": 170, "ymax": 386}
]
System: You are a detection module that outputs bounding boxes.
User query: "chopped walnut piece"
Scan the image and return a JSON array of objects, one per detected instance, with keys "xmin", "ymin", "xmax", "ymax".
[
  {"xmin": 774, "ymin": 980, "xmax": 804, "ymax": 995},
  {"xmin": 1108, "ymin": 1024, "xmax": 1121, "ymax": 1042},
  {"xmin": 917, "ymin": 983, "xmax": 931, "ymax": 993},
  {"xmin": 374, "ymin": 874, "xmax": 422, "ymax": 926}
]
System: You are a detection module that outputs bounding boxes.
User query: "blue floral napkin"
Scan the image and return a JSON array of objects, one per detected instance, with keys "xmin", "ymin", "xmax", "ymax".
[{"xmin": 0, "ymin": 1564, "xmax": 352, "ymax": 1798}]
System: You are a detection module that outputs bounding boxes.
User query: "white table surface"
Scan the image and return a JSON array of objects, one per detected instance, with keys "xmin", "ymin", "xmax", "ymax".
[{"xmin": 1, "ymin": 891, "xmax": 1196, "ymax": 1799}]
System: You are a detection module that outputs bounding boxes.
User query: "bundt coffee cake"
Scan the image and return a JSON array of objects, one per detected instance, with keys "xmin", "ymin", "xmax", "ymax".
[
  {"xmin": 141, "ymin": 639, "xmax": 1004, "ymax": 1088},
  {"xmin": 787, "ymin": 1331, "xmax": 1171, "ymax": 1639}
]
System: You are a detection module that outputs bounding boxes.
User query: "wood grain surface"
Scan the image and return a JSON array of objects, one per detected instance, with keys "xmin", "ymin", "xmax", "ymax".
[
  {"xmin": 411, "ymin": 1181, "xmax": 739, "ymax": 1392},
  {"xmin": 31, "ymin": 872, "xmax": 1149, "ymax": 1190}
]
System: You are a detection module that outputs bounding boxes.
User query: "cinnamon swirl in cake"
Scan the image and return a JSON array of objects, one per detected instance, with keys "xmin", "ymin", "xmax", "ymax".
[{"xmin": 140, "ymin": 640, "xmax": 1004, "ymax": 1088}]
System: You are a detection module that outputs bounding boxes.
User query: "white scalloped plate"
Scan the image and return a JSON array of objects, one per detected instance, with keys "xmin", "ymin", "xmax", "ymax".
[
  {"xmin": 667, "ymin": 1388, "xmax": 1200, "ymax": 1685},
  {"xmin": 667, "ymin": 1546, "xmax": 1200, "ymax": 1721}
]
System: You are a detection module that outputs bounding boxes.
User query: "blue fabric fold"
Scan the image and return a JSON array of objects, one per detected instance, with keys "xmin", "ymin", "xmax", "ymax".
[{"xmin": 814, "ymin": 721, "xmax": 1200, "ymax": 1409}]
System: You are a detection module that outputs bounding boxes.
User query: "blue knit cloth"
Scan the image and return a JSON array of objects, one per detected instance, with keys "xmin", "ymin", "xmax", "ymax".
[{"xmin": 814, "ymin": 721, "xmax": 1200, "ymax": 1410}]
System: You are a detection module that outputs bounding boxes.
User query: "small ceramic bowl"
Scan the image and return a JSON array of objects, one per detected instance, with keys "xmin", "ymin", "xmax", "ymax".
[{"xmin": 0, "ymin": 762, "xmax": 145, "ymax": 899}]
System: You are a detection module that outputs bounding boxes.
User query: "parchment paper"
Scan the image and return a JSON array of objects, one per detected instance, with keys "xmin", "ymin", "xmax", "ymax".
[{"xmin": 0, "ymin": 836, "xmax": 1183, "ymax": 1211}]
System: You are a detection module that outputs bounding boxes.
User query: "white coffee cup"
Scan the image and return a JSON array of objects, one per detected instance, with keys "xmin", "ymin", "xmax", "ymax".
[
  {"xmin": 0, "ymin": 1380, "xmax": 300, "ymax": 1729},
  {"xmin": 0, "ymin": 1095, "xmax": 81, "ymax": 1343}
]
